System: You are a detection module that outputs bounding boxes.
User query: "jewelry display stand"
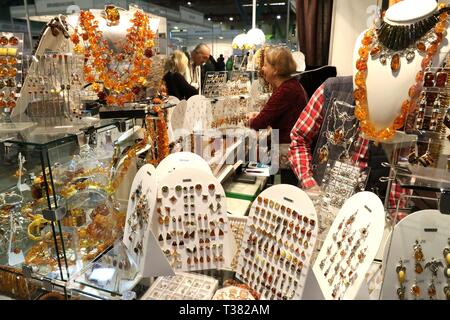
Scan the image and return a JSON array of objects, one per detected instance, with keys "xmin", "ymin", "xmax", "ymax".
[
  {"xmin": 236, "ymin": 184, "xmax": 318, "ymax": 300},
  {"xmin": 185, "ymin": 95, "xmax": 213, "ymax": 132},
  {"xmin": 141, "ymin": 271, "xmax": 219, "ymax": 300},
  {"xmin": 123, "ymin": 164, "xmax": 173, "ymax": 277},
  {"xmin": 169, "ymin": 100, "xmax": 188, "ymax": 134},
  {"xmin": 152, "ymin": 167, "xmax": 236, "ymax": 272},
  {"xmin": 380, "ymin": 209, "xmax": 450, "ymax": 300},
  {"xmin": 0, "ymin": 32, "xmax": 24, "ymax": 123},
  {"xmin": 312, "ymin": 192, "xmax": 385, "ymax": 300},
  {"xmin": 352, "ymin": 0, "xmax": 450, "ymax": 137},
  {"xmin": 155, "ymin": 151, "xmax": 212, "ymax": 181}
]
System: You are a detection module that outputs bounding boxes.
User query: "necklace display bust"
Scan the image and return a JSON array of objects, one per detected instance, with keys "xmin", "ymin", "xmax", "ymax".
[{"xmin": 352, "ymin": 0, "xmax": 450, "ymax": 140}]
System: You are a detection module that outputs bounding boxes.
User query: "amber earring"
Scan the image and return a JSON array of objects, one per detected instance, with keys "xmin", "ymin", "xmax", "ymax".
[{"xmin": 414, "ymin": 240, "xmax": 424, "ymax": 274}]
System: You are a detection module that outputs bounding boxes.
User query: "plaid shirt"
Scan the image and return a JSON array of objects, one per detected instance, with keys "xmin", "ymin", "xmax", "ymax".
[{"xmin": 288, "ymin": 84, "xmax": 409, "ymax": 214}]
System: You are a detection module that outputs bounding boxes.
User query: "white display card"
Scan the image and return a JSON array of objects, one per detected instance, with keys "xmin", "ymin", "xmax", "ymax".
[
  {"xmin": 152, "ymin": 167, "xmax": 236, "ymax": 272},
  {"xmin": 141, "ymin": 271, "xmax": 218, "ymax": 300},
  {"xmin": 380, "ymin": 210, "xmax": 450, "ymax": 300},
  {"xmin": 169, "ymin": 99, "xmax": 188, "ymax": 134},
  {"xmin": 185, "ymin": 95, "xmax": 213, "ymax": 131},
  {"xmin": 236, "ymin": 184, "xmax": 318, "ymax": 300},
  {"xmin": 123, "ymin": 164, "xmax": 158, "ymax": 273},
  {"xmin": 312, "ymin": 191, "xmax": 385, "ymax": 300},
  {"xmin": 155, "ymin": 151, "xmax": 212, "ymax": 182}
]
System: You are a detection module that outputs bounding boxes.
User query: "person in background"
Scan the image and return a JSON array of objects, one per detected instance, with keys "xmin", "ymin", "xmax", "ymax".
[
  {"xmin": 189, "ymin": 43, "xmax": 215, "ymax": 91},
  {"xmin": 216, "ymin": 54, "xmax": 225, "ymax": 71},
  {"xmin": 163, "ymin": 50, "xmax": 198, "ymax": 100},
  {"xmin": 226, "ymin": 56, "xmax": 233, "ymax": 71},
  {"xmin": 288, "ymin": 76, "xmax": 411, "ymax": 219},
  {"xmin": 246, "ymin": 46, "xmax": 308, "ymax": 185}
]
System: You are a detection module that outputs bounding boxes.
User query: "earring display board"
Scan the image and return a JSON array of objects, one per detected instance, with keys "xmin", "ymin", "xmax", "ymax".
[
  {"xmin": 210, "ymin": 97, "xmax": 251, "ymax": 129},
  {"xmin": 0, "ymin": 32, "xmax": 23, "ymax": 119},
  {"xmin": 312, "ymin": 191, "xmax": 385, "ymax": 300},
  {"xmin": 380, "ymin": 210, "xmax": 450, "ymax": 300},
  {"xmin": 202, "ymin": 71, "xmax": 227, "ymax": 98},
  {"xmin": 155, "ymin": 151, "xmax": 212, "ymax": 181},
  {"xmin": 185, "ymin": 95, "xmax": 213, "ymax": 132},
  {"xmin": 123, "ymin": 164, "xmax": 158, "ymax": 274},
  {"xmin": 169, "ymin": 100, "xmax": 187, "ymax": 134},
  {"xmin": 152, "ymin": 167, "xmax": 236, "ymax": 272},
  {"xmin": 236, "ymin": 184, "xmax": 318, "ymax": 300},
  {"xmin": 141, "ymin": 271, "xmax": 218, "ymax": 300}
]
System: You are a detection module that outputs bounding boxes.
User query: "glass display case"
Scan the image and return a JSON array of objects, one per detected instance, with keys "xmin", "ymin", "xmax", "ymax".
[{"xmin": 0, "ymin": 118, "xmax": 134, "ymax": 299}]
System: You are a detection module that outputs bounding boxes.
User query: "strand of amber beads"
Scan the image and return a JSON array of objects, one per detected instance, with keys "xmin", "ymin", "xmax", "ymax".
[
  {"xmin": 71, "ymin": 9, "xmax": 154, "ymax": 106},
  {"xmin": 354, "ymin": 10, "xmax": 448, "ymax": 141}
]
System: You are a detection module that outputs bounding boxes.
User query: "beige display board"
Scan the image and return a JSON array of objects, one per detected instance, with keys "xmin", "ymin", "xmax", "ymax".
[
  {"xmin": 236, "ymin": 184, "xmax": 318, "ymax": 300},
  {"xmin": 380, "ymin": 210, "xmax": 450, "ymax": 300},
  {"xmin": 184, "ymin": 95, "xmax": 213, "ymax": 131},
  {"xmin": 155, "ymin": 151, "xmax": 212, "ymax": 182},
  {"xmin": 123, "ymin": 164, "xmax": 173, "ymax": 277},
  {"xmin": 312, "ymin": 191, "xmax": 385, "ymax": 300},
  {"xmin": 169, "ymin": 99, "xmax": 187, "ymax": 134},
  {"xmin": 152, "ymin": 167, "xmax": 236, "ymax": 272}
]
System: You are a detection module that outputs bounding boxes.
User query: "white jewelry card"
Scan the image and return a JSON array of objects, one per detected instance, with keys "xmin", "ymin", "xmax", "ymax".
[
  {"xmin": 123, "ymin": 164, "xmax": 158, "ymax": 274},
  {"xmin": 152, "ymin": 167, "xmax": 236, "ymax": 272},
  {"xmin": 313, "ymin": 191, "xmax": 385, "ymax": 300},
  {"xmin": 236, "ymin": 184, "xmax": 318, "ymax": 300},
  {"xmin": 380, "ymin": 209, "xmax": 450, "ymax": 300}
]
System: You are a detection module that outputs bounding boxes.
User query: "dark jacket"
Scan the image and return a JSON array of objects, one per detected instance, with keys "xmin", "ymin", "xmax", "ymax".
[{"xmin": 163, "ymin": 71, "xmax": 198, "ymax": 100}]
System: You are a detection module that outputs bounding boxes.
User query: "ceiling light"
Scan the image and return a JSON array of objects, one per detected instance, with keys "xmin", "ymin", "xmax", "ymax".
[
  {"xmin": 219, "ymin": 36, "xmax": 224, "ymax": 39},
  {"xmin": 187, "ymin": 2, "xmax": 192, "ymax": 6},
  {"xmin": 276, "ymin": 15, "xmax": 281, "ymax": 20},
  {"xmin": 199, "ymin": 36, "xmax": 203, "ymax": 39},
  {"xmin": 269, "ymin": 2, "xmax": 286, "ymax": 6},
  {"xmin": 229, "ymin": 17, "xmax": 234, "ymax": 21},
  {"xmin": 174, "ymin": 26, "xmax": 179, "ymax": 29},
  {"xmin": 207, "ymin": 17, "xmax": 211, "ymax": 21}
]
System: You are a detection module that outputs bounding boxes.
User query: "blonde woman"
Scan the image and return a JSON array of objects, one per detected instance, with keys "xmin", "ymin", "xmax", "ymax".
[{"xmin": 163, "ymin": 50, "xmax": 198, "ymax": 100}]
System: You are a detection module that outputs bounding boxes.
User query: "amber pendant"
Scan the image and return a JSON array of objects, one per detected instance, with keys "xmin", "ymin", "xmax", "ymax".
[
  {"xmin": 396, "ymin": 260, "xmax": 406, "ymax": 284},
  {"xmin": 411, "ymin": 282, "xmax": 421, "ymax": 298},
  {"xmin": 318, "ymin": 145, "xmax": 329, "ymax": 164},
  {"xmin": 391, "ymin": 54, "xmax": 400, "ymax": 72},
  {"xmin": 428, "ymin": 282, "xmax": 437, "ymax": 299},
  {"xmin": 414, "ymin": 240, "xmax": 424, "ymax": 262},
  {"xmin": 415, "ymin": 262, "xmax": 424, "ymax": 274},
  {"xmin": 333, "ymin": 129, "xmax": 344, "ymax": 144}
]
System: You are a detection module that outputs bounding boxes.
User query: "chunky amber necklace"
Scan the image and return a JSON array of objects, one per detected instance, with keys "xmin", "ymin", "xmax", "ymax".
[
  {"xmin": 70, "ymin": 9, "xmax": 155, "ymax": 106},
  {"xmin": 354, "ymin": 4, "xmax": 448, "ymax": 141}
]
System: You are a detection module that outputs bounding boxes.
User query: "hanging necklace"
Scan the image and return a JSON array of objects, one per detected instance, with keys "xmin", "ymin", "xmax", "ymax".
[
  {"xmin": 318, "ymin": 100, "xmax": 359, "ymax": 164},
  {"xmin": 354, "ymin": 3, "xmax": 449, "ymax": 141},
  {"xmin": 70, "ymin": 8, "xmax": 155, "ymax": 106}
]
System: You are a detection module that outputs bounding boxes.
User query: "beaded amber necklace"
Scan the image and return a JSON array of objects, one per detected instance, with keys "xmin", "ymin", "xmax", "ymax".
[
  {"xmin": 354, "ymin": 4, "xmax": 448, "ymax": 141},
  {"xmin": 70, "ymin": 9, "xmax": 155, "ymax": 106}
]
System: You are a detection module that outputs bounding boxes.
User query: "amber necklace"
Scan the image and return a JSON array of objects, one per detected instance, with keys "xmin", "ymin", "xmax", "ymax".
[
  {"xmin": 354, "ymin": 3, "xmax": 449, "ymax": 141},
  {"xmin": 70, "ymin": 9, "xmax": 155, "ymax": 106},
  {"xmin": 373, "ymin": 7, "xmax": 450, "ymax": 70}
]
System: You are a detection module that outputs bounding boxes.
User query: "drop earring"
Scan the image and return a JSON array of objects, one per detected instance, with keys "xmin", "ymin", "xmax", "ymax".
[{"xmin": 414, "ymin": 240, "xmax": 424, "ymax": 274}]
